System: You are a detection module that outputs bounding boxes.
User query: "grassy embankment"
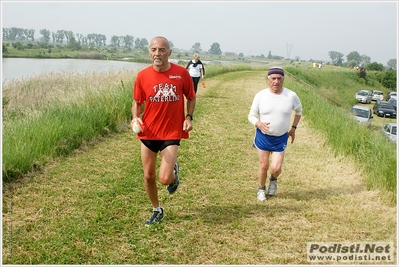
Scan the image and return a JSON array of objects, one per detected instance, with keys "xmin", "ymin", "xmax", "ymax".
[
  {"xmin": 2, "ymin": 64, "xmax": 396, "ymax": 264},
  {"xmin": 2, "ymin": 63, "xmax": 396, "ymax": 199},
  {"xmin": 285, "ymin": 65, "xmax": 396, "ymax": 201}
]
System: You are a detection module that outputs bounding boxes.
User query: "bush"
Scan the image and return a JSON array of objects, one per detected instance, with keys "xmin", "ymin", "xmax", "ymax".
[
  {"xmin": 2, "ymin": 43, "xmax": 8, "ymax": 53},
  {"xmin": 382, "ymin": 70, "xmax": 397, "ymax": 90},
  {"xmin": 367, "ymin": 61, "xmax": 384, "ymax": 71}
]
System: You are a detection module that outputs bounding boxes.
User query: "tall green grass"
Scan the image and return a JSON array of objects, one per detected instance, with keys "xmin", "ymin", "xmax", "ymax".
[
  {"xmin": 284, "ymin": 67, "xmax": 396, "ymax": 202},
  {"xmin": 2, "ymin": 71, "xmax": 135, "ymax": 181}
]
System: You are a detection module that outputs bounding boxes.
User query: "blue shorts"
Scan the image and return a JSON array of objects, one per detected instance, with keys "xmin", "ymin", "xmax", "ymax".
[{"xmin": 253, "ymin": 129, "xmax": 288, "ymax": 152}]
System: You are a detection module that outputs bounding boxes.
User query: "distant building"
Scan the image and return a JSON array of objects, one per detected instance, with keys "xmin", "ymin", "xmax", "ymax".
[{"xmin": 223, "ymin": 52, "xmax": 237, "ymax": 57}]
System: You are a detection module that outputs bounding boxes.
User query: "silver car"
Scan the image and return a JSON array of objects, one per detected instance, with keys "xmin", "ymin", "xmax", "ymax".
[
  {"xmin": 355, "ymin": 90, "xmax": 372, "ymax": 104},
  {"xmin": 371, "ymin": 90, "xmax": 383, "ymax": 101},
  {"xmin": 381, "ymin": 123, "xmax": 397, "ymax": 142},
  {"xmin": 350, "ymin": 105, "xmax": 373, "ymax": 127},
  {"xmin": 386, "ymin": 92, "xmax": 397, "ymax": 101}
]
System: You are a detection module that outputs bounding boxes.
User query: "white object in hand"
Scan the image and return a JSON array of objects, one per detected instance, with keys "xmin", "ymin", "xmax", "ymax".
[{"xmin": 132, "ymin": 120, "xmax": 142, "ymax": 133}]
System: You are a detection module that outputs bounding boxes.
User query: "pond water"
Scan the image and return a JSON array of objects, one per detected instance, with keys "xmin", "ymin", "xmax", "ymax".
[{"xmin": 1, "ymin": 58, "xmax": 150, "ymax": 84}]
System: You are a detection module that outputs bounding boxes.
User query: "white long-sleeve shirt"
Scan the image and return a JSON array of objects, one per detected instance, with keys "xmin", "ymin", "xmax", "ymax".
[{"xmin": 248, "ymin": 87, "xmax": 302, "ymax": 136}]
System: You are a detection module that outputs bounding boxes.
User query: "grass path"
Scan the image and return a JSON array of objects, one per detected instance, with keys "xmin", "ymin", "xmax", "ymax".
[{"xmin": 2, "ymin": 71, "xmax": 396, "ymax": 264}]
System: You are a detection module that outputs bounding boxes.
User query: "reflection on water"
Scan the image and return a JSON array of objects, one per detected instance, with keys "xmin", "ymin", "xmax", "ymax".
[
  {"xmin": 1, "ymin": 58, "xmax": 230, "ymax": 85},
  {"xmin": 2, "ymin": 58, "xmax": 150, "ymax": 83}
]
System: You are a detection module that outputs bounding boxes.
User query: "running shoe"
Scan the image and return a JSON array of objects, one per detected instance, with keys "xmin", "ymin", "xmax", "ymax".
[
  {"xmin": 145, "ymin": 208, "xmax": 164, "ymax": 226},
  {"xmin": 268, "ymin": 177, "xmax": 278, "ymax": 195},
  {"xmin": 167, "ymin": 162, "xmax": 180, "ymax": 194},
  {"xmin": 257, "ymin": 189, "xmax": 267, "ymax": 201}
]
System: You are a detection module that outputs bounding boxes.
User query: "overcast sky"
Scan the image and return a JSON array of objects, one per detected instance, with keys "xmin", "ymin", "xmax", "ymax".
[{"xmin": 1, "ymin": 1, "xmax": 397, "ymax": 65}]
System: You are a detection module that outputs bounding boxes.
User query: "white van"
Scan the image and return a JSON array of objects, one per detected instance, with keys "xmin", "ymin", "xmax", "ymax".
[{"xmin": 350, "ymin": 105, "xmax": 373, "ymax": 127}]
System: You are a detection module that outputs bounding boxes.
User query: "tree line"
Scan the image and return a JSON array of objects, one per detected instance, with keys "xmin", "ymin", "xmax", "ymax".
[
  {"xmin": 3, "ymin": 27, "xmax": 144, "ymax": 50},
  {"xmin": 328, "ymin": 50, "xmax": 396, "ymax": 70},
  {"xmin": 2, "ymin": 27, "xmax": 224, "ymax": 55}
]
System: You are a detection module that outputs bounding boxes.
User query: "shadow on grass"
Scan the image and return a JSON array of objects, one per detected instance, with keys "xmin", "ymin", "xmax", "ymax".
[
  {"xmin": 278, "ymin": 183, "xmax": 366, "ymax": 201},
  {"xmin": 167, "ymin": 183, "xmax": 366, "ymax": 226}
]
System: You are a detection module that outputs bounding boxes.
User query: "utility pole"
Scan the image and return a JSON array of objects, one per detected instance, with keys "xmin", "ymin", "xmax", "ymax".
[{"xmin": 286, "ymin": 43, "xmax": 293, "ymax": 59}]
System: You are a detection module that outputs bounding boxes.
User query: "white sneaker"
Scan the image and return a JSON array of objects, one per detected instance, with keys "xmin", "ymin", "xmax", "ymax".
[{"xmin": 257, "ymin": 189, "xmax": 267, "ymax": 201}]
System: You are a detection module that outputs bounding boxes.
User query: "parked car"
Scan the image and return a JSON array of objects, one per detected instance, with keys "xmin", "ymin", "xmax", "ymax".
[
  {"xmin": 350, "ymin": 105, "xmax": 373, "ymax": 127},
  {"xmin": 355, "ymin": 90, "xmax": 372, "ymax": 104},
  {"xmin": 388, "ymin": 98, "xmax": 397, "ymax": 111},
  {"xmin": 386, "ymin": 91, "xmax": 397, "ymax": 101},
  {"xmin": 371, "ymin": 90, "xmax": 383, "ymax": 101},
  {"xmin": 381, "ymin": 123, "xmax": 397, "ymax": 142},
  {"xmin": 373, "ymin": 100, "xmax": 397, "ymax": 118}
]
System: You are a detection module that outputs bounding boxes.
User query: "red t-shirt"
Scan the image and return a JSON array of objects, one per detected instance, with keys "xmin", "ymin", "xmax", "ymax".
[{"xmin": 133, "ymin": 63, "xmax": 195, "ymax": 140}]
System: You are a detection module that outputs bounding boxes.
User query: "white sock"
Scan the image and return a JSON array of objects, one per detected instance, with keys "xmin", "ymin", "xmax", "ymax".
[{"xmin": 154, "ymin": 206, "xmax": 162, "ymax": 213}]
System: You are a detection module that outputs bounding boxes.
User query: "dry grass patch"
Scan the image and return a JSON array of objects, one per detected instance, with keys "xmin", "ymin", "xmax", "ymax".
[{"xmin": 2, "ymin": 69, "xmax": 138, "ymax": 113}]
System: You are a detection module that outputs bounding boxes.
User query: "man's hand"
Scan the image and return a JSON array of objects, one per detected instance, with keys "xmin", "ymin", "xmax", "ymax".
[
  {"xmin": 131, "ymin": 118, "xmax": 144, "ymax": 133},
  {"xmin": 183, "ymin": 118, "xmax": 193, "ymax": 132},
  {"xmin": 256, "ymin": 121, "xmax": 270, "ymax": 134},
  {"xmin": 288, "ymin": 128, "xmax": 296, "ymax": 143}
]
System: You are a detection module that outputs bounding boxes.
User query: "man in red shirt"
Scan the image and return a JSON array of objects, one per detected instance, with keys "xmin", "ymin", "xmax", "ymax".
[{"xmin": 131, "ymin": 36, "xmax": 196, "ymax": 226}]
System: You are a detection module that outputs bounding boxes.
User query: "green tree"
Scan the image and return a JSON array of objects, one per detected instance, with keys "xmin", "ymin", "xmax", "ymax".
[
  {"xmin": 346, "ymin": 51, "xmax": 361, "ymax": 65},
  {"xmin": 135, "ymin": 38, "xmax": 148, "ymax": 49},
  {"xmin": 122, "ymin": 35, "xmax": 134, "ymax": 48},
  {"xmin": 381, "ymin": 70, "xmax": 397, "ymax": 90},
  {"xmin": 66, "ymin": 36, "xmax": 81, "ymax": 50},
  {"xmin": 387, "ymin": 59, "xmax": 397, "ymax": 70},
  {"xmin": 328, "ymin": 51, "xmax": 344, "ymax": 66},
  {"xmin": 85, "ymin": 33, "xmax": 106, "ymax": 47},
  {"xmin": 367, "ymin": 62, "xmax": 384, "ymax": 71},
  {"xmin": 209, "ymin": 42, "xmax": 222, "ymax": 55},
  {"xmin": 87, "ymin": 33, "xmax": 95, "ymax": 46},
  {"xmin": 39, "ymin": 29, "xmax": 51, "ymax": 43},
  {"xmin": 110, "ymin": 35, "xmax": 121, "ymax": 47},
  {"xmin": 360, "ymin": 54, "xmax": 371, "ymax": 66},
  {"xmin": 191, "ymin": 42, "xmax": 202, "ymax": 53},
  {"xmin": 346, "ymin": 59, "xmax": 357, "ymax": 68},
  {"xmin": 54, "ymin": 30, "xmax": 65, "ymax": 44},
  {"xmin": 76, "ymin": 33, "xmax": 84, "ymax": 44},
  {"xmin": 3, "ymin": 27, "xmax": 23, "ymax": 40},
  {"xmin": 26, "ymin": 29, "xmax": 35, "ymax": 41},
  {"xmin": 134, "ymin": 38, "xmax": 141, "ymax": 49},
  {"xmin": 140, "ymin": 38, "xmax": 148, "ymax": 49},
  {"xmin": 64, "ymin": 30, "xmax": 74, "ymax": 44}
]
